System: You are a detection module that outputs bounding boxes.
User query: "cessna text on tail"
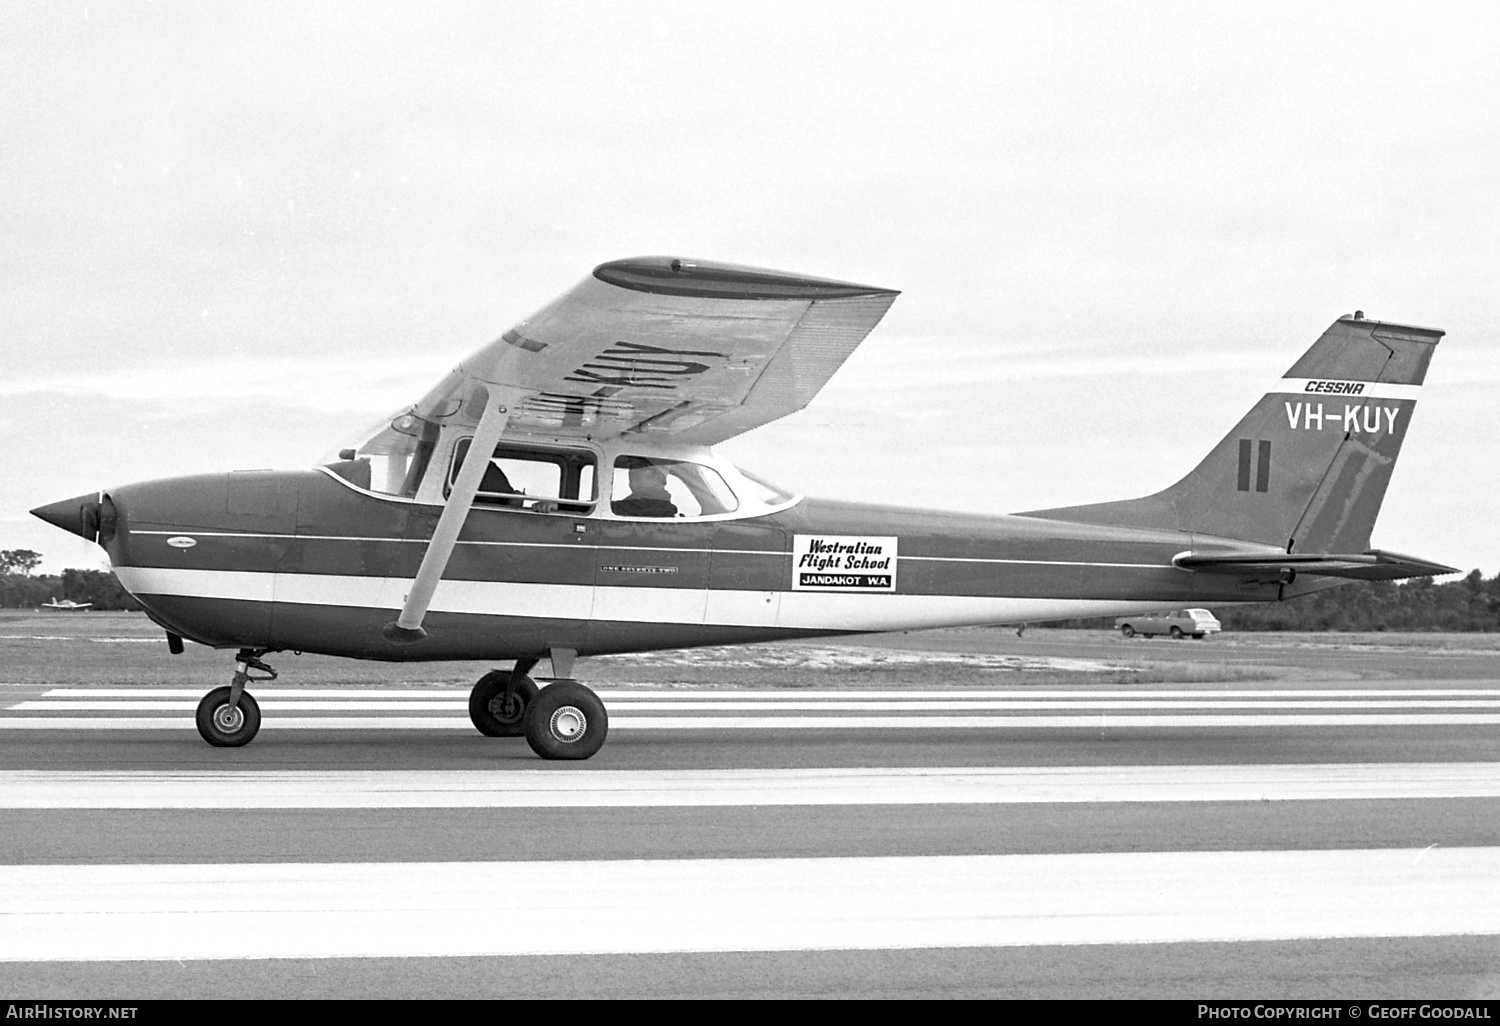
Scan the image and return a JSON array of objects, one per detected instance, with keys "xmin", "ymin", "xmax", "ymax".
[{"xmin": 32, "ymin": 257, "xmax": 1455, "ymax": 759}]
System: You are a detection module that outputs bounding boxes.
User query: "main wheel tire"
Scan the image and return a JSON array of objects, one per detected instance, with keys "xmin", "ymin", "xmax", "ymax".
[
  {"xmin": 1120, "ymin": 624, "xmax": 1135, "ymax": 638},
  {"xmin": 469, "ymin": 671, "xmax": 540, "ymax": 737},
  {"xmin": 523, "ymin": 681, "xmax": 608, "ymax": 760},
  {"xmin": 195, "ymin": 686, "xmax": 261, "ymax": 748},
  {"xmin": 1170, "ymin": 626, "xmax": 1184, "ymax": 639}
]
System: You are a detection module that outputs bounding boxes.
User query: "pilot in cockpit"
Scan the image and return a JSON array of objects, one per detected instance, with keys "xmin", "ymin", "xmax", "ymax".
[
  {"xmin": 479, "ymin": 463, "xmax": 524, "ymax": 508},
  {"xmin": 612, "ymin": 462, "xmax": 678, "ymax": 518}
]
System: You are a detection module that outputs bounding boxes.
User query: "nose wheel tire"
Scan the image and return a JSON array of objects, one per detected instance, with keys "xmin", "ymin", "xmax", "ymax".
[
  {"xmin": 469, "ymin": 671, "xmax": 540, "ymax": 737},
  {"xmin": 195, "ymin": 686, "xmax": 261, "ymax": 747},
  {"xmin": 523, "ymin": 681, "xmax": 608, "ymax": 760}
]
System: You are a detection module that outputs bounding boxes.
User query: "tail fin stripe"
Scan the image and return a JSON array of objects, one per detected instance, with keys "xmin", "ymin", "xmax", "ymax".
[{"xmin": 1273, "ymin": 378, "xmax": 1422, "ymax": 402}]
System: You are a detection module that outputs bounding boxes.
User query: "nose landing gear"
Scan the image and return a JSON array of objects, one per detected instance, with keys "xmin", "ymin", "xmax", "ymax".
[{"xmin": 195, "ymin": 649, "xmax": 274, "ymax": 747}]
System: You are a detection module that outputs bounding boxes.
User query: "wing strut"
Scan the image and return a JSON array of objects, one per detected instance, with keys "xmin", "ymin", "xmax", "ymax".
[{"xmin": 382, "ymin": 392, "xmax": 516, "ymax": 644}]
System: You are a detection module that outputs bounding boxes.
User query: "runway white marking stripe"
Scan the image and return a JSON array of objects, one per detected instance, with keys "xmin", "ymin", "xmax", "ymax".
[
  {"xmin": 607, "ymin": 714, "xmax": 1500, "ymax": 728},
  {"xmin": 2, "ymin": 764, "xmax": 1497, "ymax": 808},
  {"xmin": 34, "ymin": 687, "xmax": 1500, "ymax": 698},
  {"xmin": 3, "ymin": 848, "xmax": 1496, "ymax": 961},
  {"xmin": 5, "ymin": 714, "xmax": 1500, "ymax": 729},
  {"xmin": 17, "ymin": 698, "xmax": 1500, "ymax": 712}
]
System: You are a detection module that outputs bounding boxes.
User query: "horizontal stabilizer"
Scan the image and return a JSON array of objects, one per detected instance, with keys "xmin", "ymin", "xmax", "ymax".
[{"xmin": 1174, "ymin": 549, "xmax": 1459, "ymax": 582}]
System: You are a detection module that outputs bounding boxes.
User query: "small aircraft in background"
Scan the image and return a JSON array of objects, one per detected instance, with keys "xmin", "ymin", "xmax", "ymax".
[
  {"xmin": 41, "ymin": 598, "xmax": 92, "ymax": 611},
  {"xmin": 32, "ymin": 256, "xmax": 1456, "ymax": 760}
]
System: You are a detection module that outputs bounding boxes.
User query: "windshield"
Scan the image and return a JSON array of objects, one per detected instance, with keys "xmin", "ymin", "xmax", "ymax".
[{"xmin": 320, "ymin": 409, "xmax": 440, "ymax": 497}]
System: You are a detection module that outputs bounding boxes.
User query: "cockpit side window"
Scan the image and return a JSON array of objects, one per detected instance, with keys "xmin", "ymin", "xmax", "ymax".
[
  {"xmin": 448, "ymin": 438, "xmax": 596, "ymax": 514},
  {"xmin": 611, "ymin": 456, "xmax": 739, "ymax": 518}
]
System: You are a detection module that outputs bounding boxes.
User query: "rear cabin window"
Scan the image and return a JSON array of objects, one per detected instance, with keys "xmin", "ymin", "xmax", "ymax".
[
  {"xmin": 449, "ymin": 439, "xmax": 596, "ymax": 514},
  {"xmin": 610, "ymin": 456, "xmax": 738, "ymax": 518}
]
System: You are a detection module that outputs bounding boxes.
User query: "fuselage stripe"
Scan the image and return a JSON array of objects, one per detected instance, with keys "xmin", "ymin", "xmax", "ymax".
[{"xmin": 126, "ymin": 531, "xmax": 1167, "ymax": 570}]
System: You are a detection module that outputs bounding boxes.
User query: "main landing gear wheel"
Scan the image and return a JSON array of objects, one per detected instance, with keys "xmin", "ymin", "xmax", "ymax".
[
  {"xmin": 1120, "ymin": 624, "xmax": 1135, "ymax": 638},
  {"xmin": 523, "ymin": 680, "xmax": 608, "ymax": 761},
  {"xmin": 195, "ymin": 686, "xmax": 262, "ymax": 747},
  {"xmin": 469, "ymin": 670, "xmax": 540, "ymax": 737}
]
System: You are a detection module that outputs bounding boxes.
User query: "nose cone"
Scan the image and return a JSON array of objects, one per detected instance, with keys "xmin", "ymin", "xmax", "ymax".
[{"xmin": 31, "ymin": 492, "xmax": 101, "ymax": 541}]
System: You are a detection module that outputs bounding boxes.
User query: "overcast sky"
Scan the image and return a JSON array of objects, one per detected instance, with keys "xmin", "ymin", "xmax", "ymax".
[{"xmin": 4, "ymin": 1, "xmax": 1497, "ymax": 577}]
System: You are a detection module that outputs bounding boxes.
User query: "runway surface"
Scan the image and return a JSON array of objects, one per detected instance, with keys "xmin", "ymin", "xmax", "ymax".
[{"xmin": 3, "ymin": 624, "xmax": 1500, "ymax": 997}]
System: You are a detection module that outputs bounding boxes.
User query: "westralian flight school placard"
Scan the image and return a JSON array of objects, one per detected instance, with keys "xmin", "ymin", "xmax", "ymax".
[{"xmin": 792, "ymin": 535, "xmax": 898, "ymax": 592}]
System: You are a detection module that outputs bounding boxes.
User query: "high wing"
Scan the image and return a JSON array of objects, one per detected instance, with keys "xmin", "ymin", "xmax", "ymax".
[
  {"xmin": 1175, "ymin": 549, "xmax": 1458, "ymax": 583},
  {"xmin": 403, "ymin": 256, "xmax": 899, "ymax": 446}
]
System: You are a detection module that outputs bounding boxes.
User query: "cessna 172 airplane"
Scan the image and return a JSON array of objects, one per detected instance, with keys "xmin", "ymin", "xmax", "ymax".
[
  {"xmin": 32, "ymin": 256, "xmax": 1455, "ymax": 760},
  {"xmin": 41, "ymin": 598, "xmax": 92, "ymax": 611}
]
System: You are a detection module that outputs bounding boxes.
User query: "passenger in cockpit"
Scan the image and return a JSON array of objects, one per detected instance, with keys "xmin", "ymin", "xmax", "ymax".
[{"xmin": 612, "ymin": 463, "xmax": 678, "ymax": 518}]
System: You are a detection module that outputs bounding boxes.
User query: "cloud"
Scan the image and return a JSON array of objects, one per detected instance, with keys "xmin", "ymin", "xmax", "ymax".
[{"xmin": 0, "ymin": 353, "xmax": 456, "ymax": 415}]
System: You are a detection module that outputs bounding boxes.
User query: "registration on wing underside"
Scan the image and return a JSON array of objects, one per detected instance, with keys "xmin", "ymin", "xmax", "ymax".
[{"xmin": 502, "ymin": 339, "xmax": 742, "ymax": 434}]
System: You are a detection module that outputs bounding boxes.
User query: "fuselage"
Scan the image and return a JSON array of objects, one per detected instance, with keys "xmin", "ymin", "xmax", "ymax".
[{"xmin": 80, "ymin": 459, "xmax": 1284, "ymax": 661}]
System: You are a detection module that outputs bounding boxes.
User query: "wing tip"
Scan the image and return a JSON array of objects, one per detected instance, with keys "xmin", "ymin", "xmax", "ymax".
[{"xmin": 593, "ymin": 256, "xmax": 899, "ymax": 302}]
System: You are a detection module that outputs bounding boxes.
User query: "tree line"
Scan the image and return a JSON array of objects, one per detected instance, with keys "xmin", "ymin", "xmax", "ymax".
[
  {"xmin": 0, "ymin": 551, "xmax": 143, "ymax": 612},
  {"xmin": 1047, "ymin": 569, "xmax": 1500, "ymax": 632}
]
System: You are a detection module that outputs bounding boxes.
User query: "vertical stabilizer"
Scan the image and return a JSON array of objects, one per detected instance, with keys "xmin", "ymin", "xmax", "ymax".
[{"xmin": 1020, "ymin": 314, "xmax": 1443, "ymax": 552}]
